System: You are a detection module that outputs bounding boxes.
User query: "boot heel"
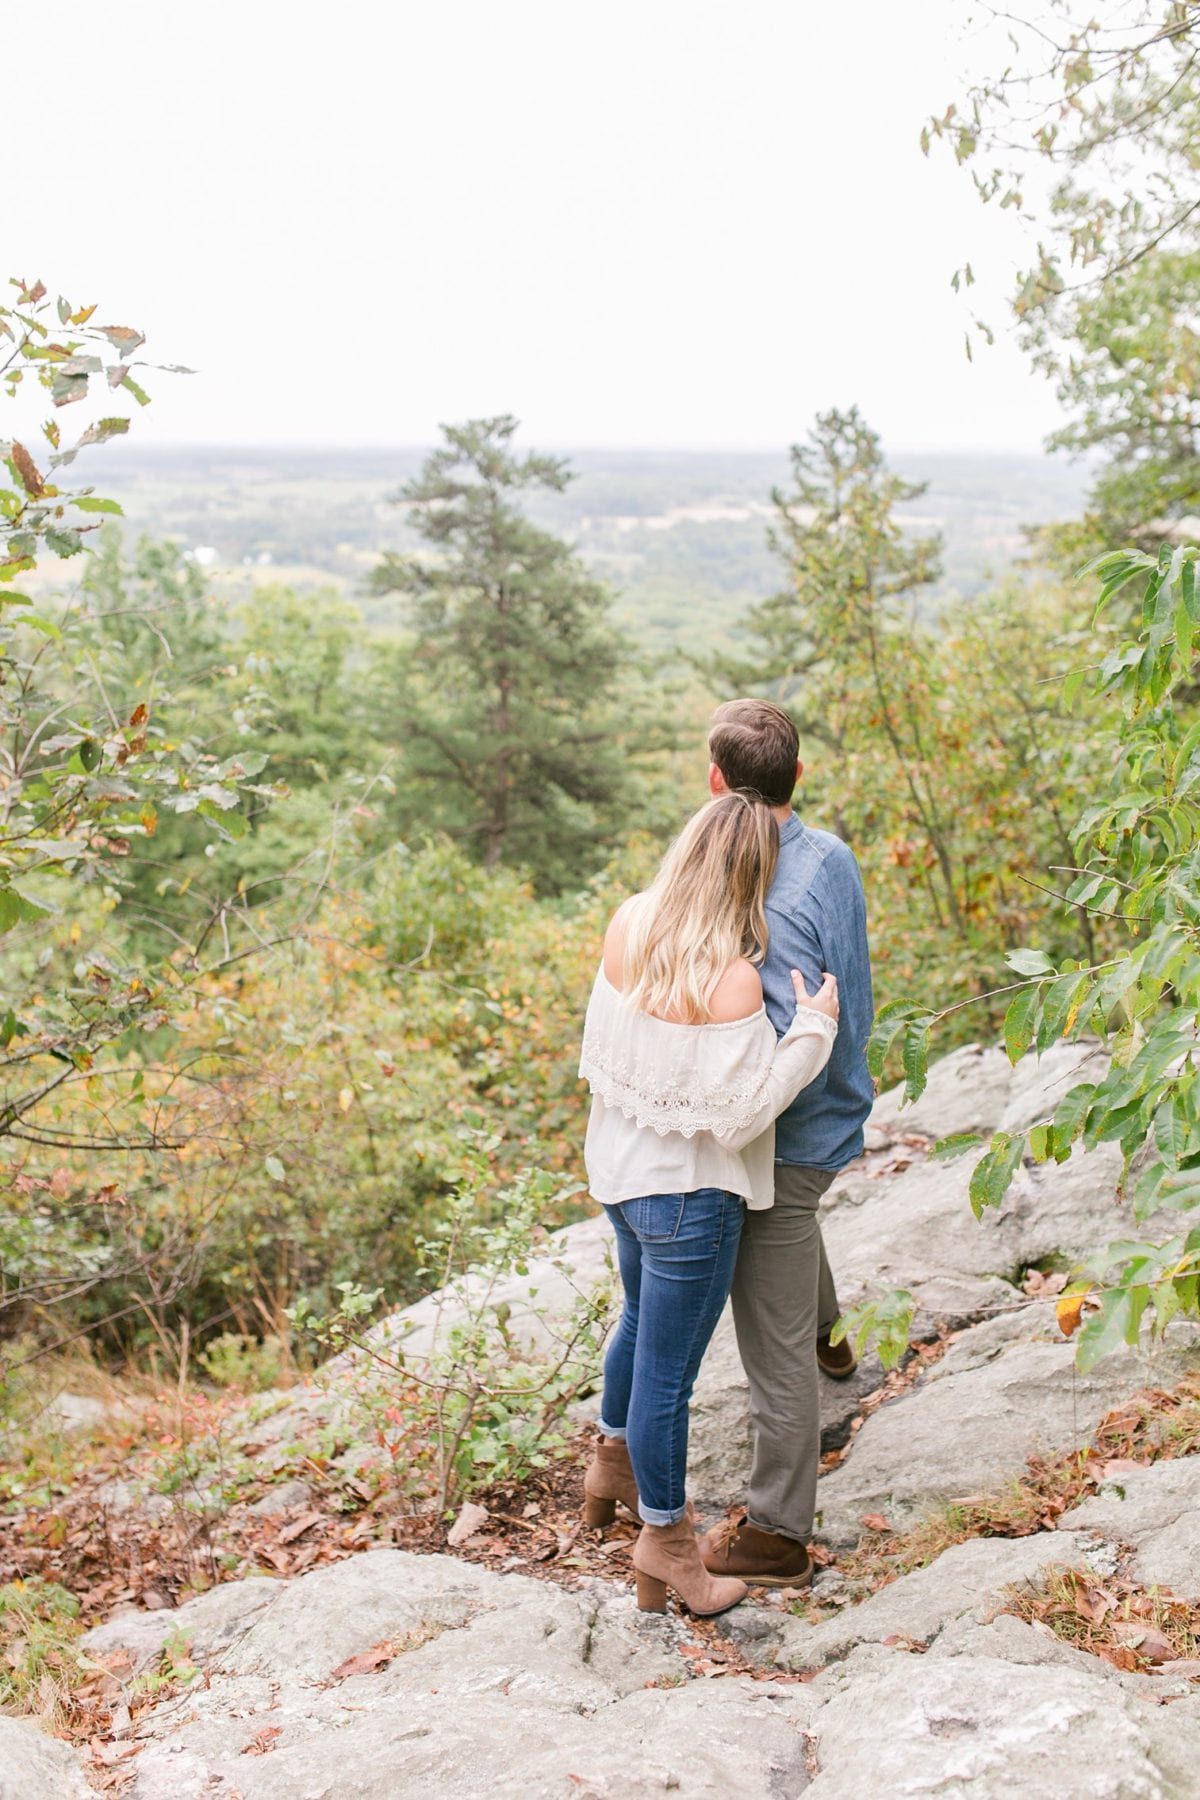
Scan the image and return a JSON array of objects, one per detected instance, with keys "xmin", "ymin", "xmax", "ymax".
[
  {"xmin": 635, "ymin": 1570, "xmax": 669, "ymax": 1613},
  {"xmin": 585, "ymin": 1493, "xmax": 617, "ymax": 1529}
]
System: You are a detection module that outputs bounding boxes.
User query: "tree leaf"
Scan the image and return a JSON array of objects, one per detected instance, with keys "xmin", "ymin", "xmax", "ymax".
[
  {"xmin": 932, "ymin": 1131, "xmax": 983, "ymax": 1160},
  {"xmin": 1003, "ymin": 982, "xmax": 1041, "ymax": 1064},
  {"xmin": 901, "ymin": 1020, "xmax": 930, "ymax": 1103},
  {"xmin": 73, "ymin": 496, "xmax": 123, "ymax": 515},
  {"xmin": 968, "ymin": 1131, "xmax": 1024, "ymax": 1218},
  {"xmin": 1005, "ymin": 948, "xmax": 1055, "ymax": 978}
]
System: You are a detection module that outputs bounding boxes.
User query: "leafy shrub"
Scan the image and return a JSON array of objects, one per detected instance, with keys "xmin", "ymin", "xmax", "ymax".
[{"xmin": 291, "ymin": 1143, "xmax": 615, "ymax": 1511}]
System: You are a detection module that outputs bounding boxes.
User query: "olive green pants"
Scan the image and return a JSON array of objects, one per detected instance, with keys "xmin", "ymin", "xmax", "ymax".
[{"xmin": 729, "ymin": 1163, "xmax": 838, "ymax": 1544}]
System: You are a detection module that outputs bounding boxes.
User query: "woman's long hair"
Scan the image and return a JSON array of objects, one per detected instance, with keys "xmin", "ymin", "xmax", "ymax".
[{"xmin": 622, "ymin": 792, "xmax": 780, "ymax": 1024}]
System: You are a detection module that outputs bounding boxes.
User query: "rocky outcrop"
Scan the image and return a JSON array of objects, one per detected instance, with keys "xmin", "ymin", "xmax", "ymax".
[
  {"xmin": 14, "ymin": 1042, "xmax": 1200, "ymax": 1797},
  {"xmin": 1060, "ymin": 1456, "xmax": 1200, "ymax": 1602},
  {"xmin": 79, "ymin": 1552, "xmax": 823, "ymax": 1800},
  {"xmin": 0, "ymin": 1717, "xmax": 92, "ymax": 1800},
  {"xmin": 68, "ymin": 1543, "xmax": 1200, "ymax": 1799}
]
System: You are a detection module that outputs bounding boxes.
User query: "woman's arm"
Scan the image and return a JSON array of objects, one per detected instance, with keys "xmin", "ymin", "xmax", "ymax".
[{"xmin": 711, "ymin": 971, "xmax": 839, "ymax": 1150}]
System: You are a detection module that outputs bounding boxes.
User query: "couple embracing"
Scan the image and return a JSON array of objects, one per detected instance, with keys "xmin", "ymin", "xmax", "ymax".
[{"xmin": 578, "ymin": 698, "xmax": 873, "ymax": 1616}]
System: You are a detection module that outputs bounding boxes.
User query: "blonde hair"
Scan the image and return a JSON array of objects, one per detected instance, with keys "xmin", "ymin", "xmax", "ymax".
[{"xmin": 623, "ymin": 794, "xmax": 780, "ymax": 1025}]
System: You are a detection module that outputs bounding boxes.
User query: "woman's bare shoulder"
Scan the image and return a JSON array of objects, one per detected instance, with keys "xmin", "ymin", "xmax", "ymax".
[
  {"xmin": 707, "ymin": 958, "xmax": 764, "ymax": 1023},
  {"xmin": 601, "ymin": 894, "xmax": 642, "ymax": 987}
]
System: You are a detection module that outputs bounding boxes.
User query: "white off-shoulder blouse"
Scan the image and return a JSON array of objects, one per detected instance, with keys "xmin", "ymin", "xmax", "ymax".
[{"xmin": 579, "ymin": 968, "xmax": 837, "ymax": 1210}]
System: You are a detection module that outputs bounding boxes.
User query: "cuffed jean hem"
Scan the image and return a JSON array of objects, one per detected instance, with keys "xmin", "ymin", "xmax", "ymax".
[
  {"xmin": 597, "ymin": 1418, "xmax": 627, "ymax": 1440},
  {"xmin": 638, "ymin": 1501, "xmax": 687, "ymax": 1526}
]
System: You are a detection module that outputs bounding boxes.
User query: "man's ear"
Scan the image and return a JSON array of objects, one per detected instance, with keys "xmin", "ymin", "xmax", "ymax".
[
  {"xmin": 795, "ymin": 758, "xmax": 804, "ymax": 788},
  {"xmin": 708, "ymin": 762, "xmax": 728, "ymax": 797}
]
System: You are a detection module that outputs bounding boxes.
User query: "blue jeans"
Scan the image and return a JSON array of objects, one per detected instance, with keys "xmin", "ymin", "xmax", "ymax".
[{"xmin": 598, "ymin": 1188, "xmax": 745, "ymax": 1525}]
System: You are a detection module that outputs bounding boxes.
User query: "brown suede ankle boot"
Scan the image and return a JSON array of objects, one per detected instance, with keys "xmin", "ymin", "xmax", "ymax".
[
  {"xmin": 697, "ymin": 1511, "xmax": 814, "ymax": 1588},
  {"xmin": 632, "ymin": 1514, "xmax": 748, "ymax": 1616},
  {"xmin": 582, "ymin": 1435, "xmax": 640, "ymax": 1528}
]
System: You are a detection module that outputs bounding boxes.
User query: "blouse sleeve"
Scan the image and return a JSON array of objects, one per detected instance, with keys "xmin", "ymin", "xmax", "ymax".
[{"xmin": 709, "ymin": 1010, "xmax": 837, "ymax": 1149}]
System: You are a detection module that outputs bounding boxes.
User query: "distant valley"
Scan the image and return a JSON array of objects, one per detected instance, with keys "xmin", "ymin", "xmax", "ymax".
[{"xmin": 75, "ymin": 444, "xmax": 1091, "ymax": 649}]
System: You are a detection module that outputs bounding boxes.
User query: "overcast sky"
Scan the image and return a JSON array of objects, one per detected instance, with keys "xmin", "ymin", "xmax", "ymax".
[{"xmin": 14, "ymin": 0, "xmax": 1063, "ymax": 453}]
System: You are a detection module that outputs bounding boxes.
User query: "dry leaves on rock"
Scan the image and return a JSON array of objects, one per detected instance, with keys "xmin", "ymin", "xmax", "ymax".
[{"xmin": 1003, "ymin": 1567, "xmax": 1200, "ymax": 1677}]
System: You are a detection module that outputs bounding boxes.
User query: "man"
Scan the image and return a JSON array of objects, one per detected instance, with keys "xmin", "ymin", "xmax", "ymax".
[{"xmin": 699, "ymin": 697, "xmax": 875, "ymax": 1587}]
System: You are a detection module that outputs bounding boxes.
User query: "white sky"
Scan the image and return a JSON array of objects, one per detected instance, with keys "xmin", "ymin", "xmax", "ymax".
[{"xmin": 12, "ymin": 0, "xmax": 1064, "ymax": 453}]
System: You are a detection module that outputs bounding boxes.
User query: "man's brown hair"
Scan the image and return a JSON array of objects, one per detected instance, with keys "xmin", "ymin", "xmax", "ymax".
[{"xmin": 708, "ymin": 698, "xmax": 799, "ymax": 808}]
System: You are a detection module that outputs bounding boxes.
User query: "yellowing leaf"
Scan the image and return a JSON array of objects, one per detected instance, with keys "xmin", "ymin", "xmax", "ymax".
[
  {"xmin": 1056, "ymin": 1292, "xmax": 1087, "ymax": 1338},
  {"xmin": 338, "ymin": 1086, "xmax": 355, "ymax": 1113}
]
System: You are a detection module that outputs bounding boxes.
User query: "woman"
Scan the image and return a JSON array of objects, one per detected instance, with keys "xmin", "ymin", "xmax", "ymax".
[{"xmin": 578, "ymin": 792, "xmax": 839, "ymax": 1616}]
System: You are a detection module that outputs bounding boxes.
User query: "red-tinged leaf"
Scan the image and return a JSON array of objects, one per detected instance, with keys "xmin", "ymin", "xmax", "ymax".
[
  {"xmin": 9, "ymin": 439, "xmax": 45, "ymax": 496},
  {"xmin": 242, "ymin": 1725, "xmax": 282, "ymax": 1755},
  {"xmin": 328, "ymin": 1639, "xmax": 396, "ymax": 1682},
  {"xmin": 860, "ymin": 1513, "xmax": 892, "ymax": 1532},
  {"xmin": 100, "ymin": 325, "xmax": 146, "ymax": 356}
]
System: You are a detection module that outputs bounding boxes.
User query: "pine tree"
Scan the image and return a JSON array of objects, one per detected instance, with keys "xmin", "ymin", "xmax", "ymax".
[{"xmin": 371, "ymin": 416, "xmax": 652, "ymax": 890}]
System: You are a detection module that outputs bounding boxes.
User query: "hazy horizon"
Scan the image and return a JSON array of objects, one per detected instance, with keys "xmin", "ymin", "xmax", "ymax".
[{"xmin": 14, "ymin": 0, "xmax": 1068, "ymax": 457}]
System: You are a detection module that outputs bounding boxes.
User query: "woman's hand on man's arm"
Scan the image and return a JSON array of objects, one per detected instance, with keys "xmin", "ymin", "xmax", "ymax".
[{"xmin": 790, "ymin": 968, "xmax": 839, "ymax": 1023}]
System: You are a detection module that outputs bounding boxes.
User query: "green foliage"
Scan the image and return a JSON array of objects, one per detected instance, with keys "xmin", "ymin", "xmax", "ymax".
[
  {"xmin": 370, "ymin": 415, "xmax": 670, "ymax": 891},
  {"xmin": 0, "ymin": 1577, "xmax": 83, "ymax": 1720},
  {"xmin": 720, "ymin": 409, "xmax": 1100, "ymax": 1029},
  {"xmin": 871, "ymin": 542, "xmax": 1200, "ymax": 1364},
  {"xmin": 930, "ymin": 7, "xmax": 1200, "ymax": 546},
  {"xmin": 291, "ymin": 1145, "xmax": 615, "ymax": 1510},
  {"xmin": 197, "ymin": 1332, "xmax": 290, "ymax": 1392},
  {"xmin": 832, "ymin": 1286, "xmax": 915, "ymax": 1373}
]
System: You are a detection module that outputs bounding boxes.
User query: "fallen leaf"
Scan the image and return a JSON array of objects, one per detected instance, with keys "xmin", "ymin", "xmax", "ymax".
[
  {"xmin": 277, "ymin": 1510, "xmax": 324, "ymax": 1545},
  {"xmin": 329, "ymin": 1640, "xmax": 396, "ymax": 1682},
  {"xmin": 242, "ymin": 1725, "xmax": 282, "ymax": 1756},
  {"xmin": 860, "ymin": 1513, "xmax": 892, "ymax": 1533},
  {"xmin": 1111, "ymin": 1622, "xmax": 1178, "ymax": 1664},
  {"xmin": 89, "ymin": 1739, "xmax": 144, "ymax": 1766},
  {"xmin": 446, "ymin": 1501, "xmax": 489, "ymax": 1547}
]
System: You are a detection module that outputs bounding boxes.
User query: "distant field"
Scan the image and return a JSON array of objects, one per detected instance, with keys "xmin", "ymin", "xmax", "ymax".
[{"xmin": 69, "ymin": 444, "xmax": 1091, "ymax": 649}]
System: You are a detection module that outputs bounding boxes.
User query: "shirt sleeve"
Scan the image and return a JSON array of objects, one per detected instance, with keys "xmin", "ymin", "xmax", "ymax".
[{"xmin": 710, "ymin": 1010, "xmax": 837, "ymax": 1150}]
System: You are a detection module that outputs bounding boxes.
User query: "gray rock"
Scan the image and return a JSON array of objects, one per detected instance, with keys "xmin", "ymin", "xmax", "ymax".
[
  {"xmin": 814, "ymin": 1327, "xmax": 1200, "ymax": 1546},
  {"xmin": 82, "ymin": 1576, "xmax": 283, "ymax": 1673},
  {"xmin": 114, "ymin": 1550, "xmax": 821, "ymax": 1800},
  {"xmin": 870, "ymin": 1043, "xmax": 1015, "ymax": 1140},
  {"xmin": 246, "ymin": 1477, "xmax": 315, "ymax": 1515},
  {"xmin": 354, "ymin": 1212, "xmax": 616, "ymax": 1363},
  {"xmin": 0, "ymin": 1717, "xmax": 90, "ymax": 1800},
  {"xmin": 1060, "ymin": 1456, "xmax": 1200, "ymax": 1600},
  {"xmin": 43, "ymin": 1390, "xmax": 110, "ymax": 1433},
  {"xmin": 774, "ymin": 1532, "xmax": 1091, "ymax": 1669},
  {"xmin": 804, "ymin": 1650, "xmax": 1200, "ymax": 1798},
  {"xmin": 868, "ymin": 1039, "xmax": 1105, "ymax": 1147},
  {"xmin": 821, "ymin": 1141, "xmax": 1128, "ymax": 1307}
]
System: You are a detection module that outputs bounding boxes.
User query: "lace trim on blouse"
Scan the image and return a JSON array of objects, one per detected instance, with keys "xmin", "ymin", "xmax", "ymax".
[{"xmin": 578, "ymin": 967, "xmax": 836, "ymax": 1141}]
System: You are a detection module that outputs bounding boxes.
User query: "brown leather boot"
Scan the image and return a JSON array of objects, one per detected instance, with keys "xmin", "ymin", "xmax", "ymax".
[
  {"xmin": 816, "ymin": 1332, "xmax": 858, "ymax": 1379},
  {"xmin": 698, "ymin": 1511, "xmax": 814, "ymax": 1588},
  {"xmin": 582, "ymin": 1435, "xmax": 640, "ymax": 1528},
  {"xmin": 632, "ymin": 1513, "xmax": 747, "ymax": 1616}
]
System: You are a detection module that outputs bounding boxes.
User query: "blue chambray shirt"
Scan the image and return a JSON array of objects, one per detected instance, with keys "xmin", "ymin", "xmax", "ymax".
[{"xmin": 762, "ymin": 814, "xmax": 875, "ymax": 1171}]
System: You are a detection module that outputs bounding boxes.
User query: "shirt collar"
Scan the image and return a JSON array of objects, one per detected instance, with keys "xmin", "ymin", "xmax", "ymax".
[{"xmin": 779, "ymin": 810, "xmax": 802, "ymax": 844}]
